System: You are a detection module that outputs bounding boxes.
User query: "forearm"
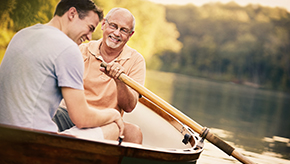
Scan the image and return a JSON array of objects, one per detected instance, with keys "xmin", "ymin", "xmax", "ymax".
[
  {"xmin": 62, "ymin": 87, "xmax": 122, "ymax": 129},
  {"xmin": 99, "ymin": 61, "xmax": 144, "ymax": 112},
  {"xmin": 115, "ymin": 79, "xmax": 138, "ymax": 113},
  {"xmin": 75, "ymin": 107, "xmax": 121, "ymax": 128}
]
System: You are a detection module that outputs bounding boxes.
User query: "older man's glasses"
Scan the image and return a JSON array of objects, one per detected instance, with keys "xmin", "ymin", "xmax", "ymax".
[{"xmin": 105, "ymin": 19, "xmax": 132, "ymax": 35}]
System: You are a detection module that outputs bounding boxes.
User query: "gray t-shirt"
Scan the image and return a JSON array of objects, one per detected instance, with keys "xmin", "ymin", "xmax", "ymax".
[{"xmin": 0, "ymin": 24, "xmax": 84, "ymax": 132}]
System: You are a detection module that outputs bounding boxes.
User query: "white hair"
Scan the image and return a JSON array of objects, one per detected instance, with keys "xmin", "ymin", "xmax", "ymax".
[{"xmin": 105, "ymin": 8, "xmax": 135, "ymax": 32}]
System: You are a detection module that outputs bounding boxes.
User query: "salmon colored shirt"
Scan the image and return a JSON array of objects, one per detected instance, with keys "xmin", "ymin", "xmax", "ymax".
[{"xmin": 79, "ymin": 39, "xmax": 146, "ymax": 112}]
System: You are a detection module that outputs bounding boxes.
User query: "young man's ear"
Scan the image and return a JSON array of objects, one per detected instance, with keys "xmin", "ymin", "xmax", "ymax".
[{"xmin": 67, "ymin": 7, "xmax": 78, "ymax": 20}]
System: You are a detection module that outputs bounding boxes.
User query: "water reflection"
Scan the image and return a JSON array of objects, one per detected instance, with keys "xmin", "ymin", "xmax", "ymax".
[{"xmin": 145, "ymin": 70, "xmax": 290, "ymax": 162}]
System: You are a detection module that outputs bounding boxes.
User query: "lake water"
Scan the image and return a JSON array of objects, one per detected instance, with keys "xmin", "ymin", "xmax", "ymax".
[{"xmin": 144, "ymin": 70, "xmax": 290, "ymax": 164}]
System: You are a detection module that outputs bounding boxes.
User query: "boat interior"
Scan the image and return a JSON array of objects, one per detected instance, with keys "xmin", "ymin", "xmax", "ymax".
[{"xmin": 123, "ymin": 97, "xmax": 202, "ymax": 151}]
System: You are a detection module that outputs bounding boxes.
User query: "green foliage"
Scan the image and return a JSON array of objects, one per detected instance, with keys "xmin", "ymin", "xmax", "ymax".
[
  {"xmin": 1, "ymin": 0, "xmax": 58, "ymax": 31},
  {"xmin": 0, "ymin": 0, "xmax": 58, "ymax": 61},
  {"xmin": 159, "ymin": 2, "xmax": 290, "ymax": 92}
]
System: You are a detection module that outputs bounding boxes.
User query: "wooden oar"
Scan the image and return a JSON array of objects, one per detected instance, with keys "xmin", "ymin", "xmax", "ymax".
[{"xmin": 101, "ymin": 62, "xmax": 255, "ymax": 164}]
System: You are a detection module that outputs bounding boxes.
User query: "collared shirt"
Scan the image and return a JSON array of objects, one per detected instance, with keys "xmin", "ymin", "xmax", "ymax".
[{"xmin": 79, "ymin": 39, "xmax": 146, "ymax": 111}]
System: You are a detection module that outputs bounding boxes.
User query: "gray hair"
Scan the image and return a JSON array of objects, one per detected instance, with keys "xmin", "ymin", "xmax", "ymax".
[{"xmin": 105, "ymin": 8, "xmax": 135, "ymax": 32}]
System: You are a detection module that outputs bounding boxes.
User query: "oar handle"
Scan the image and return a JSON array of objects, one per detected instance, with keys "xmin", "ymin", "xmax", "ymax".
[{"xmin": 100, "ymin": 62, "xmax": 255, "ymax": 164}]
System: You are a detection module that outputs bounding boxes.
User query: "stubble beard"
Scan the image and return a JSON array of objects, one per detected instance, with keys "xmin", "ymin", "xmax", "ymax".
[{"xmin": 105, "ymin": 34, "xmax": 122, "ymax": 49}]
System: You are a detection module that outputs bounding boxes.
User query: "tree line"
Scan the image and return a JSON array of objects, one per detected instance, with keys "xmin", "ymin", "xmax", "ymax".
[{"xmin": 158, "ymin": 2, "xmax": 290, "ymax": 92}]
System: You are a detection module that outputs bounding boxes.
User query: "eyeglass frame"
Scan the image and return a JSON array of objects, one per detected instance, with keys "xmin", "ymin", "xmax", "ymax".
[{"xmin": 105, "ymin": 19, "xmax": 133, "ymax": 35}]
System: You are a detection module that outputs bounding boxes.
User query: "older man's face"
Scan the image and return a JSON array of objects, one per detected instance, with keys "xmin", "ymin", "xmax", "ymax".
[{"xmin": 102, "ymin": 10, "xmax": 134, "ymax": 49}]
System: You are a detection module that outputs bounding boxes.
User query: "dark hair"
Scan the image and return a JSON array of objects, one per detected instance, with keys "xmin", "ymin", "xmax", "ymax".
[{"xmin": 54, "ymin": 0, "xmax": 103, "ymax": 21}]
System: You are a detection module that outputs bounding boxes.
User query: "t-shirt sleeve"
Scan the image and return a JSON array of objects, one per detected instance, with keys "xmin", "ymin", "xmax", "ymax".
[{"xmin": 55, "ymin": 45, "xmax": 84, "ymax": 90}]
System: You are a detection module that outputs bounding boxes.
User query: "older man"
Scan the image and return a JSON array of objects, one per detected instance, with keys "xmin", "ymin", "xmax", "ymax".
[{"xmin": 54, "ymin": 8, "xmax": 145, "ymax": 144}]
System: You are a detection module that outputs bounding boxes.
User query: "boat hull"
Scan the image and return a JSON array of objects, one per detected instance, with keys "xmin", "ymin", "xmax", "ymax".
[{"xmin": 0, "ymin": 98, "xmax": 203, "ymax": 164}]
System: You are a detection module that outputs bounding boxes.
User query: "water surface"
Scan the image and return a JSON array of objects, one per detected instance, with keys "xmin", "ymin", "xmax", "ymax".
[{"xmin": 145, "ymin": 70, "xmax": 290, "ymax": 163}]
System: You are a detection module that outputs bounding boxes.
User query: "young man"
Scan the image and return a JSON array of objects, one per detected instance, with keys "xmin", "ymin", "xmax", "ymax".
[
  {"xmin": 0, "ymin": 0, "xmax": 124, "ymax": 141},
  {"xmin": 54, "ymin": 8, "xmax": 145, "ymax": 144}
]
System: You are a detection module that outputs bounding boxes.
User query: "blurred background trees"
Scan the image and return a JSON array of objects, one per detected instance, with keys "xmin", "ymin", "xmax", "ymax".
[
  {"xmin": 0, "ymin": 0, "xmax": 289, "ymax": 92},
  {"xmin": 0, "ymin": 0, "xmax": 59, "ymax": 60},
  {"xmin": 160, "ymin": 2, "xmax": 290, "ymax": 91}
]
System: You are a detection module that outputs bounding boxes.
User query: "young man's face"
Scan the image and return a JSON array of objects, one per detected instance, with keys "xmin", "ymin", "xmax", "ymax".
[{"xmin": 69, "ymin": 10, "xmax": 100, "ymax": 45}]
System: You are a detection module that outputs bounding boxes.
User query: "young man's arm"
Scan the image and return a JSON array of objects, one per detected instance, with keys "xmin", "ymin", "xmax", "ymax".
[{"xmin": 61, "ymin": 87, "xmax": 124, "ymax": 136}]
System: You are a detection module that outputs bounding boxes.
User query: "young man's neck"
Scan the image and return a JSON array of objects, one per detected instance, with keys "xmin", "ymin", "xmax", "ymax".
[{"xmin": 46, "ymin": 16, "xmax": 65, "ymax": 32}]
